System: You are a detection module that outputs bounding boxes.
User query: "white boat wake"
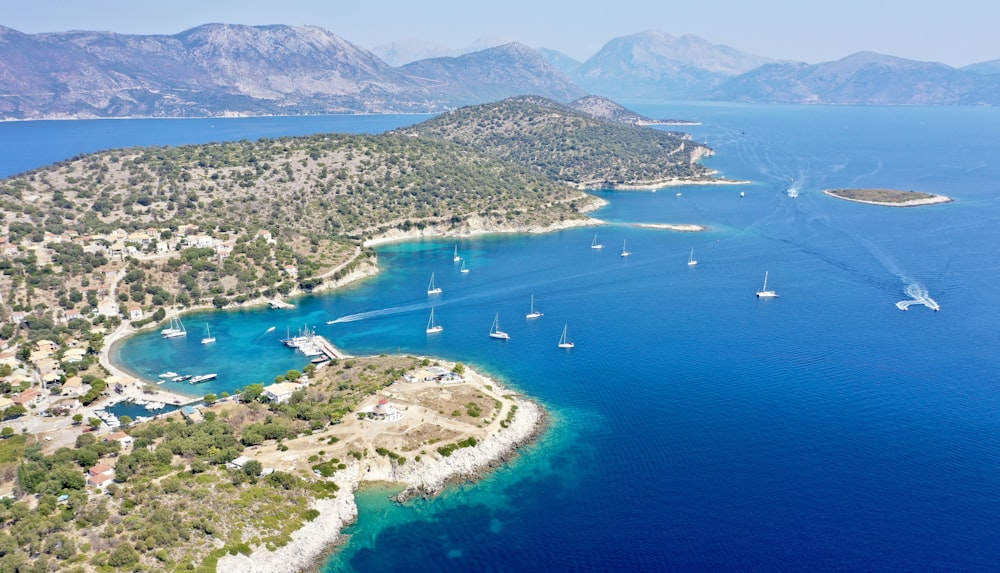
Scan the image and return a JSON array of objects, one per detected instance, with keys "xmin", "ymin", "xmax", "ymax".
[
  {"xmin": 895, "ymin": 281, "xmax": 940, "ymax": 312},
  {"xmin": 327, "ymin": 302, "xmax": 430, "ymax": 324}
]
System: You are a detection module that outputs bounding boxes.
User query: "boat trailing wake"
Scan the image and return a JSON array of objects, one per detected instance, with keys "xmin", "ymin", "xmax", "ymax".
[
  {"xmin": 327, "ymin": 302, "xmax": 430, "ymax": 324},
  {"xmin": 895, "ymin": 281, "xmax": 940, "ymax": 312}
]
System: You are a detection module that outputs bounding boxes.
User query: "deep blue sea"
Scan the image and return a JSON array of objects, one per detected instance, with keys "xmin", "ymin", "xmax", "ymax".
[{"xmin": 4, "ymin": 104, "xmax": 1000, "ymax": 571}]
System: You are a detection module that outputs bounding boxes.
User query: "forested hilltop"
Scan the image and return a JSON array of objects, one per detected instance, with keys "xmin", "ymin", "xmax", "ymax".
[{"xmin": 398, "ymin": 96, "xmax": 714, "ymax": 188}]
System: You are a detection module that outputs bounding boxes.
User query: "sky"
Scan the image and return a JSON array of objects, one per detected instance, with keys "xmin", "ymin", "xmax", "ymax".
[{"xmin": 2, "ymin": 0, "xmax": 998, "ymax": 67}]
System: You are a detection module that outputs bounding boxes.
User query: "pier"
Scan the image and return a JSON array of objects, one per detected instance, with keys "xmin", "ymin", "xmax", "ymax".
[{"xmin": 314, "ymin": 335, "xmax": 344, "ymax": 361}]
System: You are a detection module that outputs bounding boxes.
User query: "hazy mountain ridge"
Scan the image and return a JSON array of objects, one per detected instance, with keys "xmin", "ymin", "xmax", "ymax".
[
  {"xmin": 567, "ymin": 30, "xmax": 777, "ymax": 100},
  {"xmin": 2, "ymin": 24, "xmax": 1000, "ymax": 120},
  {"xmin": 399, "ymin": 43, "xmax": 586, "ymax": 105},
  {"xmin": 0, "ymin": 25, "xmax": 579, "ymax": 119},
  {"xmin": 713, "ymin": 51, "xmax": 1000, "ymax": 105}
]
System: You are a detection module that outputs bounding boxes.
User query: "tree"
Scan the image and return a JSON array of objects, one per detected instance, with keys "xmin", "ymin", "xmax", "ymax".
[
  {"xmin": 118, "ymin": 415, "xmax": 132, "ymax": 427},
  {"xmin": 242, "ymin": 459, "xmax": 263, "ymax": 478},
  {"xmin": 0, "ymin": 427, "xmax": 13, "ymax": 439},
  {"xmin": 204, "ymin": 394, "xmax": 218, "ymax": 405},
  {"xmin": 72, "ymin": 413, "xmax": 84, "ymax": 426},
  {"xmin": 88, "ymin": 417, "xmax": 102, "ymax": 430}
]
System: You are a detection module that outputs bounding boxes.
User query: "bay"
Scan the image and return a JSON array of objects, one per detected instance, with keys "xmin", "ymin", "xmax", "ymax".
[{"xmin": 8, "ymin": 104, "xmax": 1000, "ymax": 571}]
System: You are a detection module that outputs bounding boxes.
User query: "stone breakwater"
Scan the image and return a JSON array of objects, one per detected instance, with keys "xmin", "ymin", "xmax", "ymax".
[{"xmin": 217, "ymin": 397, "xmax": 543, "ymax": 573}]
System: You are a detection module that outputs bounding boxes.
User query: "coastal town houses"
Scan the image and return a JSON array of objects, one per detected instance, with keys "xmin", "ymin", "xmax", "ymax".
[{"xmin": 0, "ymin": 396, "xmax": 14, "ymax": 411}]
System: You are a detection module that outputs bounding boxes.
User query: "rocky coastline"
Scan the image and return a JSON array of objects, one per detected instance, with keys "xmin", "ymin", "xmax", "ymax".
[{"xmin": 216, "ymin": 378, "xmax": 544, "ymax": 573}]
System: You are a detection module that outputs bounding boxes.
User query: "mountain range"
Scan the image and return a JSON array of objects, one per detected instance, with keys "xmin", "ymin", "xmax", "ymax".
[{"xmin": 1, "ymin": 24, "xmax": 999, "ymax": 120}]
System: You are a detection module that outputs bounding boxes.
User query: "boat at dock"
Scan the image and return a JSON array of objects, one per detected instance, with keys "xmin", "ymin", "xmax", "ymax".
[
  {"xmin": 158, "ymin": 371, "xmax": 178, "ymax": 379},
  {"xmin": 489, "ymin": 313, "xmax": 510, "ymax": 340},
  {"xmin": 269, "ymin": 300, "xmax": 295, "ymax": 309},
  {"xmin": 189, "ymin": 373, "xmax": 217, "ymax": 384},
  {"xmin": 171, "ymin": 374, "xmax": 192, "ymax": 383}
]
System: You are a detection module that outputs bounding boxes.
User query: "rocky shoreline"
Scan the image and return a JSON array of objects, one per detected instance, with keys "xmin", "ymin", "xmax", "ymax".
[{"xmin": 216, "ymin": 379, "xmax": 544, "ymax": 573}]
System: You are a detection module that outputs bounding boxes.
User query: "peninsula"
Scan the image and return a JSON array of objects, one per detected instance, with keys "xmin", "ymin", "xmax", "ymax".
[
  {"xmin": 823, "ymin": 188, "xmax": 953, "ymax": 207},
  {"xmin": 0, "ymin": 95, "xmax": 716, "ymax": 570}
]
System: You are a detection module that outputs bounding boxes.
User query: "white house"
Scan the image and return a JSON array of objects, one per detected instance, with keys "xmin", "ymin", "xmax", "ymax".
[{"xmin": 262, "ymin": 382, "xmax": 303, "ymax": 404}]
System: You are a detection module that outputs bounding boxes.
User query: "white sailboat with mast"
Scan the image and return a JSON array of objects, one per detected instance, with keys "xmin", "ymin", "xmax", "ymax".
[
  {"xmin": 453, "ymin": 245, "xmax": 461, "ymax": 262},
  {"xmin": 426, "ymin": 307, "xmax": 443, "ymax": 333},
  {"xmin": 688, "ymin": 248, "xmax": 698, "ymax": 267},
  {"xmin": 489, "ymin": 313, "xmax": 510, "ymax": 340},
  {"xmin": 200, "ymin": 324, "xmax": 216, "ymax": 345},
  {"xmin": 591, "ymin": 233, "xmax": 604, "ymax": 249},
  {"xmin": 427, "ymin": 272, "xmax": 442, "ymax": 295},
  {"xmin": 162, "ymin": 316, "xmax": 186, "ymax": 339},
  {"xmin": 460, "ymin": 259, "xmax": 469, "ymax": 273},
  {"xmin": 756, "ymin": 271, "xmax": 779, "ymax": 298},
  {"xmin": 620, "ymin": 240, "xmax": 632, "ymax": 257},
  {"xmin": 558, "ymin": 324, "xmax": 574, "ymax": 349},
  {"xmin": 526, "ymin": 294, "xmax": 543, "ymax": 319}
]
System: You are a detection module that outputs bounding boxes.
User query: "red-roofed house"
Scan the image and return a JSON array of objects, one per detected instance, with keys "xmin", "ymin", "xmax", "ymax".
[
  {"xmin": 105, "ymin": 431, "xmax": 134, "ymax": 449},
  {"xmin": 12, "ymin": 388, "xmax": 42, "ymax": 408},
  {"xmin": 89, "ymin": 463, "xmax": 113, "ymax": 477}
]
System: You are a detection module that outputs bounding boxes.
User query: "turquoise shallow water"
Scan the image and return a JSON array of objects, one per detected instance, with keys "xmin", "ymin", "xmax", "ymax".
[{"xmin": 7, "ymin": 104, "xmax": 1000, "ymax": 570}]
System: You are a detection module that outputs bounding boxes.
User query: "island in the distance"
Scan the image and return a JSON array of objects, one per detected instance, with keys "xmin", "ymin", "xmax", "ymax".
[{"xmin": 823, "ymin": 188, "xmax": 953, "ymax": 207}]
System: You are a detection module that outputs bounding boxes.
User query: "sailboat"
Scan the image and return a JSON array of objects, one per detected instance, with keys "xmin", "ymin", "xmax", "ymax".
[
  {"xmin": 426, "ymin": 307, "xmax": 443, "ymax": 334},
  {"xmin": 489, "ymin": 313, "xmax": 510, "ymax": 339},
  {"xmin": 620, "ymin": 240, "xmax": 632, "ymax": 257},
  {"xmin": 201, "ymin": 325, "xmax": 216, "ymax": 345},
  {"xmin": 558, "ymin": 324, "xmax": 575, "ymax": 349},
  {"xmin": 460, "ymin": 259, "xmax": 469, "ymax": 274},
  {"xmin": 162, "ymin": 316, "xmax": 186, "ymax": 339},
  {"xmin": 427, "ymin": 272, "xmax": 442, "ymax": 295},
  {"xmin": 453, "ymin": 245, "xmax": 461, "ymax": 262},
  {"xmin": 688, "ymin": 248, "xmax": 698, "ymax": 267},
  {"xmin": 756, "ymin": 271, "xmax": 779, "ymax": 298},
  {"xmin": 526, "ymin": 294, "xmax": 543, "ymax": 319},
  {"xmin": 591, "ymin": 233, "xmax": 604, "ymax": 249}
]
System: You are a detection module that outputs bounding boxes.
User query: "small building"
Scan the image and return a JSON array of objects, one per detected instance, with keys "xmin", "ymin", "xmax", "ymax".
[
  {"xmin": 227, "ymin": 455, "xmax": 251, "ymax": 470},
  {"xmin": 126, "ymin": 305, "xmax": 143, "ymax": 319},
  {"xmin": 105, "ymin": 431, "xmax": 134, "ymax": 449},
  {"xmin": 89, "ymin": 463, "xmax": 114, "ymax": 477},
  {"xmin": 180, "ymin": 405, "xmax": 204, "ymax": 423},
  {"xmin": 87, "ymin": 473, "xmax": 115, "ymax": 489},
  {"xmin": 12, "ymin": 388, "xmax": 42, "ymax": 408},
  {"xmin": 262, "ymin": 382, "xmax": 303, "ymax": 404},
  {"xmin": 61, "ymin": 376, "xmax": 85, "ymax": 397},
  {"xmin": 371, "ymin": 399, "xmax": 404, "ymax": 422}
]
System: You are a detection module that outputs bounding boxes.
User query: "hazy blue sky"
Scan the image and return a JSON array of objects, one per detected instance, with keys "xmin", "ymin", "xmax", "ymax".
[{"xmin": 3, "ymin": 0, "xmax": 997, "ymax": 66}]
